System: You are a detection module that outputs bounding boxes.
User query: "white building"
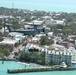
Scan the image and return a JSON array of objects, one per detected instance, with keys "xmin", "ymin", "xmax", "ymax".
[
  {"xmin": 32, "ymin": 20, "xmax": 43, "ymax": 25},
  {"xmin": 42, "ymin": 16, "xmax": 65, "ymax": 26},
  {"xmin": 45, "ymin": 44, "xmax": 72, "ymax": 65},
  {"xmin": 0, "ymin": 38, "xmax": 18, "ymax": 46},
  {"xmin": 45, "ymin": 49, "xmax": 72, "ymax": 65},
  {"xmin": 47, "ymin": 32, "xmax": 53, "ymax": 38},
  {"xmin": 51, "ymin": 19, "xmax": 66, "ymax": 26},
  {"xmin": 0, "ymin": 15, "xmax": 13, "ymax": 19},
  {"xmin": 69, "ymin": 47, "xmax": 76, "ymax": 62},
  {"xmin": 43, "ymin": 16, "xmax": 52, "ymax": 25}
]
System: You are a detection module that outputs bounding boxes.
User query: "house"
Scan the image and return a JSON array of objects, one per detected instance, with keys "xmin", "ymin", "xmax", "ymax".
[
  {"xmin": 31, "ymin": 37, "xmax": 40, "ymax": 44},
  {"xmin": 47, "ymin": 32, "xmax": 53, "ymax": 38},
  {"xmin": 51, "ymin": 19, "xmax": 65, "ymax": 25},
  {"xmin": 32, "ymin": 20, "xmax": 44, "ymax": 25},
  {"xmin": 0, "ymin": 38, "xmax": 18, "ymax": 46}
]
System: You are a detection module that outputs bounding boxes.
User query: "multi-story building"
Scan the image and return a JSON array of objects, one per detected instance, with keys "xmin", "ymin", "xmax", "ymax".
[
  {"xmin": 45, "ymin": 46, "xmax": 72, "ymax": 66},
  {"xmin": 69, "ymin": 47, "xmax": 76, "ymax": 62}
]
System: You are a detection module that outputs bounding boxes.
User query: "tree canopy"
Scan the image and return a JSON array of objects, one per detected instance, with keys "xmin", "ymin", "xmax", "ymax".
[
  {"xmin": 19, "ymin": 52, "xmax": 45, "ymax": 65},
  {"xmin": 40, "ymin": 36, "xmax": 54, "ymax": 46},
  {"xmin": 0, "ymin": 45, "xmax": 12, "ymax": 58}
]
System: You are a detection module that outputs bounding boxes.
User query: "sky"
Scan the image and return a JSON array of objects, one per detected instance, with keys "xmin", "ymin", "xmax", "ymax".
[
  {"xmin": 0, "ymin": 0, "xmax": 76, "ymax": 12},
  {"xmin": 0, "ymin": 0, "xmax": 76, "ymax": 5}
]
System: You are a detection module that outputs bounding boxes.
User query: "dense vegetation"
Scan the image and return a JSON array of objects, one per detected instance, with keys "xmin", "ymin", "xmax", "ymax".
[
  {"xmin": 0, "ymin": 7, "xmax": 47, "ymax": 30},
  {"xmin": 19, "ymin": 52, "xmax": 45, "ymax": 65},
  {"xmin": 50, "ymin": 24, "xmax": 76, "ymax": 38},
  {"xmin": 0, "ymin": 45, "xmax": 12, "ymax": 58},
  {"xmin": 40, "ymin": 36, "xmax": 54, "ymax": 46},
  {"xmin": 0, "ymin": 7, "xmax": 76, "ymax": 31}
]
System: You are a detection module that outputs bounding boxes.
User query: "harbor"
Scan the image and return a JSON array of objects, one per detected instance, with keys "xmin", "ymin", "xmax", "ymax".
[
  {"xmin": 3, "ymin": 60, "xmax": 76, "ymax": 74},
  {"xmin": 0, "ymin": 61, "xmax": 76, "ymax": 75}
]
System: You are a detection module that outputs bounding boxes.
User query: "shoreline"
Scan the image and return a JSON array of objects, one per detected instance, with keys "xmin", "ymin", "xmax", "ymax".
[
  {"xmin": 0, "ymin": 60, "xmax": 43, "ymax": 67},
  {"xmin": 18, "ymin": 61, "xmax": 43, "ymax": 68}
]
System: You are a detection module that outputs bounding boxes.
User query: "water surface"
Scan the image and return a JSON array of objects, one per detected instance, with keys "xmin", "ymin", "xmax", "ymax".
[{"xmin": 0, "ymin": 61, "xmax": 76, "ymax": 75}]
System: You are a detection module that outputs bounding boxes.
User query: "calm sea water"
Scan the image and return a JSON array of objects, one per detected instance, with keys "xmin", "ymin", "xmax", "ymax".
[
  {"xmin": 0, "ymin": 0, "xmax": 76, "ymax": 13},
  {"xmin": 0, "ymin": 61, "xmax": 76, "ymax": 75}
]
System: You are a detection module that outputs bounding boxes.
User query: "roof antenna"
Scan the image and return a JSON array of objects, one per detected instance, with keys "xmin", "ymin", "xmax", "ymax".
[
  {"xmin": 12, "ymin": 2, "xmax": 14, "ymax": 16},
  {"xmin": 12, "ymin": 2, "xmax": 14, "ymax": 10}
]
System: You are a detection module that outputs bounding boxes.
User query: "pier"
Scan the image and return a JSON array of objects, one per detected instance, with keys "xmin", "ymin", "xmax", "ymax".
[
  {"xmin": 7, "ymin": 67, "xmax": 76, "ymax": 73},
  {"xmin": 7, "ymin": 67, "xmax": 51, "ymax": 73}
]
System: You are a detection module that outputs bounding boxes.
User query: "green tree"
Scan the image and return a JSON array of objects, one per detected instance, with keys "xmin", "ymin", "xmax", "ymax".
[
  {"xmin": 40, "ymin": 36, "xmax": 54, "ymax": 46},
  {"xmin": 0, "ymin": 45, "xmax": 11, "ymax": 58},
  {"xmin": 19, "ymin": 52, "xmax": 31, "ymax": 62},
  {"xmin": 37, "ymin": 52, "xmax": 45, "ymax": 65},
  {"xmin": 19, "ymin": 52, "xmax": 45, "ymax": 65}
]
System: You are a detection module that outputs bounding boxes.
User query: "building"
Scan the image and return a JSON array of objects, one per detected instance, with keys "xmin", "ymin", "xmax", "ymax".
[
  {"xmin": 51, "ymin": 19, "xmax": 65, "ymax": 25},
  {"xmin": 32, "ymin": 20, "xmax": 44, "ymax": 25},
  {"xmin": 42, "ymin": 16, "xmax": 65, "ymax": 26},
  {"xmin": 42, "ymin": 16, "xmax": 52, "ymax": 25},
  {"xmin": 0, "ymin": 38, "xmax": 18, "ymax": 46},
  {"xmin": 45, "ymin": 49, "xmax": 72, "ymax": 66},
  {"xmin": 69, "ymin": 47, "xmax": 76, "ymax": 62},
  {"xmin": 45, "ymin": 44, "xmax": 72, "ymax": 66},
  {"xmin": 47, "ymin": 32, "xmax": 54, "ymax": 38}
]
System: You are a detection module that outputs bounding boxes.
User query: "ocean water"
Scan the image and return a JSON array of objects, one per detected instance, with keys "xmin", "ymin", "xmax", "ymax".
[
  {"xmin": 0, "ymin": 0, "xmax": 76, "ymax": 13},
  {"xmin": 0, "ymin": 61, "xmax": 76, "ymax": 75}
]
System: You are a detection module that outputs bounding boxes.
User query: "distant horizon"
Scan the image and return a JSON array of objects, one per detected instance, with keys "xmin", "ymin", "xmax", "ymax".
[{"xmin": 0, "ymin": 0, "xmax": 76, "ymax": 13}]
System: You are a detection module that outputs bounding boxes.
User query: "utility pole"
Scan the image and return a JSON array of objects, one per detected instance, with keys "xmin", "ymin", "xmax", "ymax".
[
  {"xmin": 12, "ymin": 2, "xmax": 14, "ymax": 26},
  {"xmin": 4, "ymin": 18, "xmax": 6, "ymax": 37}
]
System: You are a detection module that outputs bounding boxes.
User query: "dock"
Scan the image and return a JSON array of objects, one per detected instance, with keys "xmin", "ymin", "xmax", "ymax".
[
  {"xmin": 7, "ymin": 67, "xmax": 76, "ymax": 73},
  {"xmin": 7, "ymin": 67, "xmax": 51, "ymax": 73}
]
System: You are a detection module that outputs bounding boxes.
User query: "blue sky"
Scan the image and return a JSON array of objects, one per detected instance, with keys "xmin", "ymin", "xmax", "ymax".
[
  {"xmin": 0, "ymin": 0, "xmax": 76, "ymax": 4},
  {"xmin": 0, "ymin": 0, "xmax": 76, "ymax": 12}
]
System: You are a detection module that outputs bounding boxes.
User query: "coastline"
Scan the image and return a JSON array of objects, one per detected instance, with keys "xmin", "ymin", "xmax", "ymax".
[{"xmin": 0, "ymin": 59, "xmax": 43, "ymax": 67}]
